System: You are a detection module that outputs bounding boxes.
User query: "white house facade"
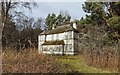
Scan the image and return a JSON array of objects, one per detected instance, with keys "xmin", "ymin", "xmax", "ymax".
[{"xmin": 38, "ymin": 23, "xmax": 79, "ymax": 55}]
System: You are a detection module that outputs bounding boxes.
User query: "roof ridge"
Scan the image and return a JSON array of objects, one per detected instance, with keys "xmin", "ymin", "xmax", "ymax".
[{"xmin": 39, "ymin": 24, "xmax": 78, "ymax": 35}]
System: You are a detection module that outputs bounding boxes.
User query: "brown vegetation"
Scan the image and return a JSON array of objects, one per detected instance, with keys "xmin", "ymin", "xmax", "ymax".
[
  {"xmin": 2, "ymin": 48, "xmax": 68, "ymax": 73},
  {"xmin": 79, "ymin": 25, "xmax": 119, "ymax": 72},
  {"xmin": 83, "ymin": 46, "xmax": 118, "ymax": 71}
]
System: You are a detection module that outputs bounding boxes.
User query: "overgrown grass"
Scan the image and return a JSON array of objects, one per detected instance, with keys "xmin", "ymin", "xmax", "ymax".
[
  {"xmin": 55, "ymin": 55, "xmax": 117, "ymax": 73},
  {"xmin": 2, "ymin": 48, "xmax": 118, "ymax": 73},
  {"xmin": 2, "ymin": 48, "xmax": 69, "ymax": 73}
]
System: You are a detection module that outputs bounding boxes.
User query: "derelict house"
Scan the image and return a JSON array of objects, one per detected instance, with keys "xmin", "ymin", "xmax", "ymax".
[{"xmin": 38, "ymin": 23, "xmax": 79, "ymax": 55}]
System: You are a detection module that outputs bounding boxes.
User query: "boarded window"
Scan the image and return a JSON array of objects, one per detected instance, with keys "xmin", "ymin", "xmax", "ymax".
[
  {"xmin": 68, "ymin": 32, "xmax": 72, "ymax": 39},
  {"xmin": 65, "ymin": 44, "xmax": 68, "ymax": 52},
  {"xmin": 43, "ymin": 47, "xmax": 49, "ymax": 51},
  {"xmin": 49, "ymin": 48, "xmax": 53, "ymax": 51},
  {"xmin": 56, "ymin": 47, "xmax": 59, "ymax": 51},
  {"xmin": 65, "ymin": 35, "xmax": 67, "ymax": 39},
  {"xmin": 59, "ymin": 46, "xmax": 62, "ymax": 51},
  {"xmin": 52, "ymin": 35, "xmax": 54, "ymax": 40},
  {"xmin": 69, "ymin": 44, "xmax": 72, "ymax": 50}
]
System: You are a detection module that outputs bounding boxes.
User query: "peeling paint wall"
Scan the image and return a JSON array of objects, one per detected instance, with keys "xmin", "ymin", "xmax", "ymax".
[{"xmin": 38, "ymin": 31, "xmax": 79, "ymax": 55}]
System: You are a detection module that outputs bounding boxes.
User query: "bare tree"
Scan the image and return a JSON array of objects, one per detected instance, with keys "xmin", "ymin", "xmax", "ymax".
[{"xmin": 0, "ymin": 0, "xmax": 37, "ymax": 49}]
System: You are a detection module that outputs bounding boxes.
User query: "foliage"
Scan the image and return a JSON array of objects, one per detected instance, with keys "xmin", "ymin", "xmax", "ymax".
[
  {"xmin": 80, "ymin": 2, "xmax": 120, "ymax": 42},
  {"xmin": 45, "ymin": 13, "xmax": 56, "ymax": 30},
  {"xmin": 78, "ymin": 24, "xmax": 118, "ymax": 71},
  {"xmin": 79, "ymin": 15, "xmax": 96, "ymax": 25},
  {"xmin": 108, "ymin": 2, "xmax": 120, "ymax": 16},
  {"xmin": 0, "ymin": 1, "xmax": 40, "ymax": 49},
  {"xmin": 45, "ymin": 11, "xmax": 71, "ymax": 30},
  {"xmin": 1, "ymin": 1, "xmax": 37, "ymax": 27},
  {"xmin": 82, "ymin": 2, "xmax": 106, "ymax": 25},
  {"xmin": 19, "ymin": 28, "xmax": 42, "ymax": 49},
  {"xmin": 2, "ymin": 16, "xmax": 19, "ymax": 48},
  {"xmin": 106, "ymin": 16, "xmax": 120, "ymax": 43},
  {"xmin": 76, "ymin": 2, "xmax": 119, "ymax": 71},
  {"xmin": 2, "ymin": 17, "xmax": 43, "ymax": 50},
  {"xmin": 107, "ymin": 16, "xmax": 120, "ymax": 32}
]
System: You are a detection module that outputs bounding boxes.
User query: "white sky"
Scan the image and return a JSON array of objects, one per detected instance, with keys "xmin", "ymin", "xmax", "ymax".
[
  {"xmin": 19, "ymin": 0, "xmax": 86, "ymax": 2},
  {"xmin": 25, "ymin": 2, "xmax": 86, "ymax": 21}
]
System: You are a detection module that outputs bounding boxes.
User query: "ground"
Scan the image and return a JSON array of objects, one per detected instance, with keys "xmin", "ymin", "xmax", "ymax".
[
  {"xmin": 2, "ymin": 49, "xmax": 118, "ymax": 73},
  {"xmin": 54, "ymin": 55, "xmax": 117, "ymax": 73}
]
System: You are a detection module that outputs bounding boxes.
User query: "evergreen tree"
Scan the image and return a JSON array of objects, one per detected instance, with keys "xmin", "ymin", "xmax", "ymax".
[{"xmin": 45, "ymin": 12, "xmax": 71, "ymax": 30}]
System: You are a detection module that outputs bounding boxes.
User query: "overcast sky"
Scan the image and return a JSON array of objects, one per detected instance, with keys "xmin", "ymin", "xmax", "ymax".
[{"xmin": 25, "ymin": 2, "xmax": 86, "ymax": 21}]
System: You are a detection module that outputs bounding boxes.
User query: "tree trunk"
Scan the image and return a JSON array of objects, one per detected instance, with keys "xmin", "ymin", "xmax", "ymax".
[
  {"xmin": 0, "ymin": 23, "xmax": 3, "ymax": 74},
  {"xmin": 118, "ymin": 39, "xmax": 120, "ymax": 74}
]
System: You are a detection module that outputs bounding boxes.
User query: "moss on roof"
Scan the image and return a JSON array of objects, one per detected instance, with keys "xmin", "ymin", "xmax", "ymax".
[
  {"xmin": 40, "ymin": 24, "xmax": 78, "ymax": 35},
  {"xmin": 42, "ymin": 40, "xmax": 64, "ymax": 45}
]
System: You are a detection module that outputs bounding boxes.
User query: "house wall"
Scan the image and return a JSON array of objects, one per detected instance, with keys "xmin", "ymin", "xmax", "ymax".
[
  {"xmin": 63, "ymin": 31, "xmax": 74, "ymax": 55},
  {"xmin": 38, "ymin": 33, "xmax": 65, "ymax": 53},
  {"xmin": 42, "ymin": 45, "xmax": 63, "ymax": 54},
  {"xmin": 39, "ymin": 31, "xmax": 74, "ymax": 42},
  {"xmin": 46, "ymin": 33, "xmax": 65, "ymax": 41},
  {"xmin": 38, "ymin": 31, "xmax": 79, "ymax": 55},
  {"xmin": 74, "ymin": 32, "xmax": 79, "ymax": 54},
  {"xmin": 38, "ymin": 35, "xmax": 45, "ymax": 53}
]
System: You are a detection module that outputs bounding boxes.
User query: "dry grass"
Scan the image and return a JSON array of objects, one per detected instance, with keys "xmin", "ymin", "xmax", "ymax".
[
  {"xmin": 83, "ymin": 46, "xmax": 118, "ymax": 72},
  {"xmin": 2, "ymin": 47, "xmax": 118, "ymax": 73},
  {"xmin": 78, "ymin": 25, "xmax": 119, "ymax": 72},
  {"xmin": 2, "ymin": 48, "xmax": 68, "ymax": 73}
]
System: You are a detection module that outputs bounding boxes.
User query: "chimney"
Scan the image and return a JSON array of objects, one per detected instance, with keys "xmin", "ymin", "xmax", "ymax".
[
  {"xmin": 73, "ymin": 22, "xmax": 77, "ymax": 29},
  {"xmin": 52, "ymin": 24, "xmax": 56, "ymax": 29}
]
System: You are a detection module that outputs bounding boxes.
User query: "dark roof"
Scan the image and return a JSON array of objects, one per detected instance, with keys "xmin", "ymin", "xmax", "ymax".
[
  {"xmin": 40, "ymin": 24, "xmax": 78, "ymax": 35},
  {"xmin": 42, "ymin": 40, "xmax": 64, "ymax": 45}
]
